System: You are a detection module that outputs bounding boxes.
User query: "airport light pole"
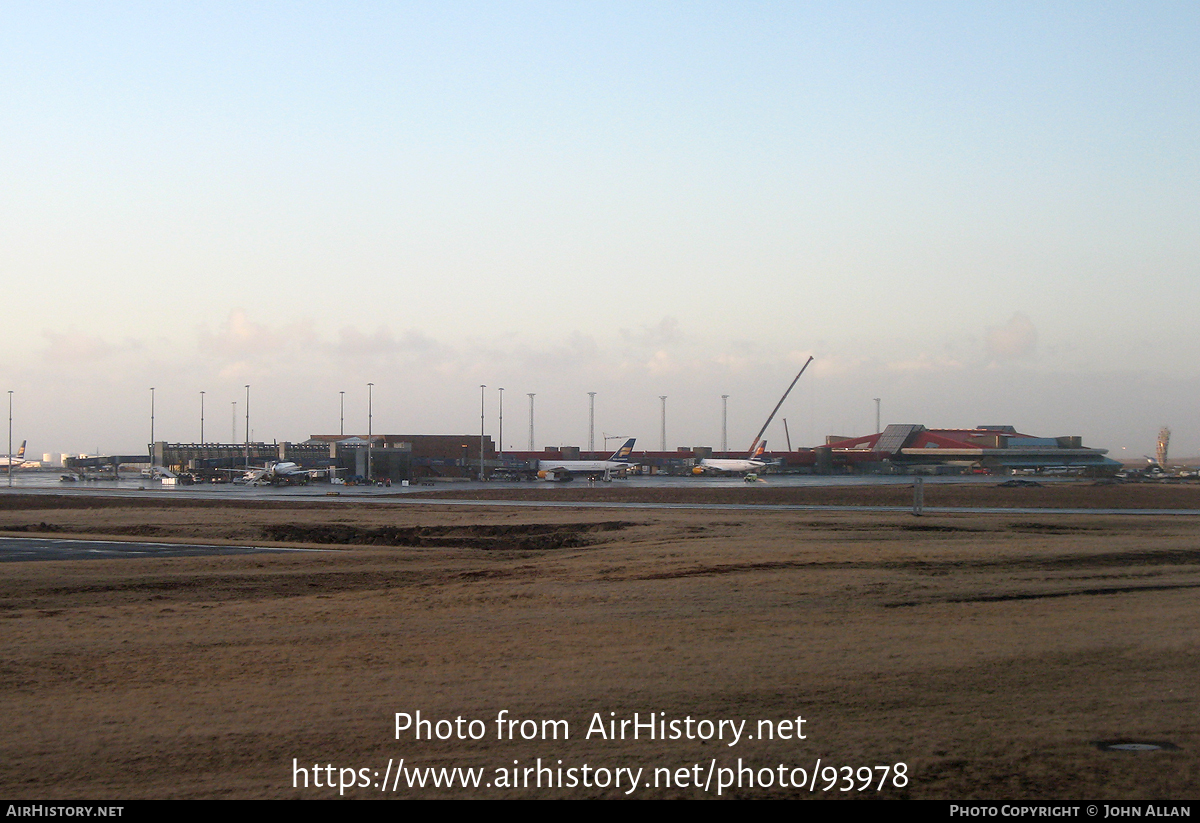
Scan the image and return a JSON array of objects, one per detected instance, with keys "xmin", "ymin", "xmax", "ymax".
[
  {"xmin": 660, "ymin": 396, "xmax": 667, "ymax": 451},
  {"xmin": 149, "ymin": 387, "xmax": 155, "ymax": 467},
  {"xmin": 874, "ymin": 398, "xmax": 881, "ymax": 434},
  {"xmin": 367, "ymin": 382, "xmax": 374, "ymax": 481},
  {"xmin": 527, "ymin": 393, "xmax": 535, "ymax": 451},
  {"xmin": 479, "ymin": 384, "xmax": 486, "ymax": 481},
  {"xmin": 721, "ymin": 394, "xmax": 729, "ymax": 453},
  {"xmin": 244, "ymin": 385, "xmax": 250, "ymax": 469},
  {"xmin": 231, "ymin": 401, "xmax": 236, "ymax": 444},
  {"xmin": 498, "ymin": 388, "xmax": 504, "ymax": 457},
  {"xmin": 588, "ymin": 392, "xmax": 596, "ymax": 456},
  {"xmin": 339, "ymin": 391, "xmax": 345, "ymax": 437},
  {"xmin": 7, "ymin": 390, "xmax": 12, "ymax": 488},
  {"xmin": 200, "ymin": 391, "xmax": 205, "ymax": 444}
]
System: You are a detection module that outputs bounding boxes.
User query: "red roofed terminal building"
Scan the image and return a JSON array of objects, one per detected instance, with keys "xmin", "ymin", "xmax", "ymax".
[{"xmin": 802, "ymin": 424, "xmax": 1119, "ymax": 476}]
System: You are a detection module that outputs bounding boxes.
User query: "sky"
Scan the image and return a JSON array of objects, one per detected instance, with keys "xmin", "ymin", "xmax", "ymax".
[{"xmin": 1, "ymin": 1, "xmax": 1198, "ymax": 461}]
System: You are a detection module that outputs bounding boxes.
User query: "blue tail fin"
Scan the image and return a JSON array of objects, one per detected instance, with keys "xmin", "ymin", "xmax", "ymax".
[{"xmin": 609, "ymin": 438, "xmax": 636, "ymax": 462}]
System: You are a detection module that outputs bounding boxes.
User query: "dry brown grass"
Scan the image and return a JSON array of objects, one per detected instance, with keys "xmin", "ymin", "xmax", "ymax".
[{"xmin": 0, "ymin": 490, "xmax": 1197, "ymax": 798}]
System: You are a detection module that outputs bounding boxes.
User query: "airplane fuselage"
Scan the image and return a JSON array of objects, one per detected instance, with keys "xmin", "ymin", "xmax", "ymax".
[
  {"xmin": 695, "ymin": 458, "xmax": 766, "ymax": 474},
  {"xmin": 0, "ymin": 441, "xmax": 28, "ymax": 469},
  {"xmin": 537, "ymin": 459, "xmax": 635, "ymax": 480},
  {"xmin": 536, "ymin": 439, "xmax": 638, "ymax": 481},
  {"xmin": 231, "ymin": 462, "xmax": 316, "ymax": 485},
  {"xmin": 260, "ymin": 462, "xmax": 314, "ymax": 484}
]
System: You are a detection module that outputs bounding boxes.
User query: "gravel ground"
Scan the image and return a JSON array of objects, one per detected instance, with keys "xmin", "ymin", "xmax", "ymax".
[{"xmin": 0, "ymin": 490, "xmax": 1196, "ymax": 799}]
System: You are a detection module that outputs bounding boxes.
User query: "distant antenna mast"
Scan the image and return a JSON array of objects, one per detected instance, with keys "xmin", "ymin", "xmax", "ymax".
[
  {"xmin": 748, "ymin": 356, "xmax": 813, "ymax": 453},
  {"xmin": 1157, "ymin": 426, "xmax": 1170, "ymax": 469}
]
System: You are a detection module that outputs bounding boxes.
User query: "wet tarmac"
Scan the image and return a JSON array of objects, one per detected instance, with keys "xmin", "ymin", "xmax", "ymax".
[
  {"xmin": 1, "ymin": 469, "xmax": 1021, "ymax": 496},
  {"xmin": 3, "ymin": 471, "xmax": 1197, "ymax": 517},
  {"xmin": 0, "ymin": 535, "xmax": 329, "ymax": 562}
]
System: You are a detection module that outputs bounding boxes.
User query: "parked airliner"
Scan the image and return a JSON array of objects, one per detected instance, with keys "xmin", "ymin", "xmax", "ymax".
[
  {"xmin": 537, "ymin": 439, "xmax": 638, "ymax": 482},
  {"xmin": 224, "ymin": 462, "xmax": 340, "ymax": 486},
  {"xmin": 0, "ymin": 441, "xmax": 27, "ymax": 469},
  {"xmin": 693, "ymin": 442, "xmax": 770, "ymax": 475}
]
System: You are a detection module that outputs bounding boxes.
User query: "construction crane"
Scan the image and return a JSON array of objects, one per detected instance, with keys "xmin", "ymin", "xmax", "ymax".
[{"xmin": 748, "ymin": 356, "xmax": 813, "ymax": 454}]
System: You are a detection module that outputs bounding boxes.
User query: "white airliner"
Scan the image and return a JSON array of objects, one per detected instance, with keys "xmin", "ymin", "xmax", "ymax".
[
  {"xmin": 0, "ymin": 441, "xmax": 28, "ymax": 469},
  {"xmin": 693, "ymin": 442, "xmax": 770, "ymax": 475},
  {"xmin": 537, "ymin": 439, "xmax": 638, "ymax": 482},
  {"xmin": 225, "ymin": 462, "xmax": 340, "ymax": 486}
]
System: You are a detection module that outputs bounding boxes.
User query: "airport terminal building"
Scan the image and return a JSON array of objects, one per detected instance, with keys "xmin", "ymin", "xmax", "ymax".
[
  {"xmin": 801, "ymin": 424, "xmax": 1120, "ymax": 475},
  {"xmin": 79, "ymin": 423, "xmax": 1114, "ymax": 481}
]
